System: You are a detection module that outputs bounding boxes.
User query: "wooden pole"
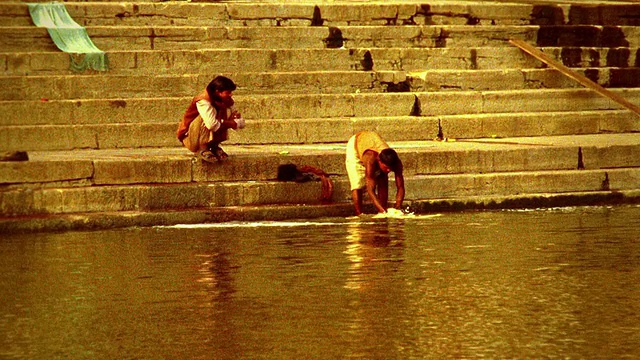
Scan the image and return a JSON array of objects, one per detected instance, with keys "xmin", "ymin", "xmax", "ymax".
[{"xmin": 509, "ymin": 39, "xmax": 640, "ymax": 119}]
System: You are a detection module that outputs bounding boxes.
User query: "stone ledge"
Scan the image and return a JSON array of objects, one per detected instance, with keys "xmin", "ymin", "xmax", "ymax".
[
  {"xmin": 2, "ymin": 190, "xmax": 639, "ymax": 234},
  {"xmin": 3, "ymin": 133, "xmax": 640, "ymax": 184},
  {"xmin": 2, "ymin": 110, "xmax": 639, "ymax": 151},
  {"xmin": 4, "ymin": 46, "xmax": 639, "ymax": 76},
  {"xmin": 5, "ymin": 67, "xmax": 640, "ymax": 101},
  {"xmin": 2, "ymin": 166, "xmax": 639, "ymax": 217},
  {"xmin": 2, "ymin": 88, "xmax": 638, "ymax": 125},
  {"xmin": 5, "ymin": 25, "xmax": 639, "ymax": 52}
]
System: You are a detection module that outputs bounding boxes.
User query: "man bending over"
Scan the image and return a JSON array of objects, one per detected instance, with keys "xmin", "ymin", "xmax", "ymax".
[{"xmin": 345, "ymin": 131, "xmax": 405, "ymax": 215}]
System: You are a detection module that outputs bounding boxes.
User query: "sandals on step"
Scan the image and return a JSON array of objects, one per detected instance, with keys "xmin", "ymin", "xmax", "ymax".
[
  {"xmin": 212, "ymin": 146, "xmax": 229, "ymax": 161},
  {"xmin": 198, "ymin": 149, "xmax": 218, "ymax": 163}
]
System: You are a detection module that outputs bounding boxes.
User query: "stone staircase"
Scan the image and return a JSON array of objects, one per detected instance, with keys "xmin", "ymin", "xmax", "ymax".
[{"xmin": 2, "ymin": 0, "xmax": 640, "ymax": 232}]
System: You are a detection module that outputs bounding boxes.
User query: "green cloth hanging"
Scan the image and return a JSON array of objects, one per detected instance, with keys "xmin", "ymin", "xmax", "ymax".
[{"xmin": 27, "ymin": 2, "xmax": 108, "ymax": 72}]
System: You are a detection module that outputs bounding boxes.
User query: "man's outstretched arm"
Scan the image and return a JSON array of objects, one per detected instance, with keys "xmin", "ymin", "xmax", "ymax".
[{"xmin": 394, "ymin": 162, "xmax": 405, "ymax": 209}]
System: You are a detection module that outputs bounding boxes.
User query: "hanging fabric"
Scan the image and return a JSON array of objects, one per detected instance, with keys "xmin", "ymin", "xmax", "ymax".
[{"xmin": 27, "ymin": 2, "xmax": 108, "ymax": 72}]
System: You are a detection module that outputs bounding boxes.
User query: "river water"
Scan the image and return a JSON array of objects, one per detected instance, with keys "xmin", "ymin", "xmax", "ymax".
[{"xmin": 1, "ymin": 205, "xmax": 639, "ymax": 359}]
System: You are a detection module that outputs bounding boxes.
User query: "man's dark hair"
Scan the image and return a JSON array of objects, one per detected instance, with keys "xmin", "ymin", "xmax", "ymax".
[
  {"xmin": 379, "ymin": 148, "xmax": 401, "ymax": 171},
  {"xmin": 207, "ymin": 76, "xmax": 236, "ymax": 97}
]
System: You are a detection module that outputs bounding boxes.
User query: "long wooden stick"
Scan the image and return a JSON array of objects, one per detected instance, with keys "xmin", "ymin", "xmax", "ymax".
[{"xmin": 509, "ymin": 39, "xmax": 640, "ymax": 118}]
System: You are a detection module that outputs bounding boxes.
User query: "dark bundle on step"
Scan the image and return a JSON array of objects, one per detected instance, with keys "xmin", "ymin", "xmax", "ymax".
[
  {"xmin": 1, "ymin": 151, "xmax": 28, "ymax": 162},
  {"xmin": 277, "ymin": 164, "xmax": 334, "ymax": 203}
]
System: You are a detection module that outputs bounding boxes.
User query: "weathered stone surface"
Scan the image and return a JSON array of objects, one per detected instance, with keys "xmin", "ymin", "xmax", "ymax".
[
  {"xmin": 3, "ymin": 165, "xmax": 639, "ymax": 218},
  {"xmin": 6, "ymin": 46, "xmax": 636, "ymax": 76},
  {"xmin": 0, "ymin": 160, "xmax": 93, "ymax": 184},
  {"xmin": 93, "ymin": 157, "xmax": 192, "ymax": 185},
  {"xmin": 3, "ymin": 108, "xmax": 639, "ymax": 152},
  {"xmin": 3, "ymin": 0, "xmax": 640, "ymax": 232}
]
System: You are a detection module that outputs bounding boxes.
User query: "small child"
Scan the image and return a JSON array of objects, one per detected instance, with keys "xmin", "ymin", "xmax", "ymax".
[{"xmin": 176, "ymin": 76, "xmax": 245, "ymax": 162}]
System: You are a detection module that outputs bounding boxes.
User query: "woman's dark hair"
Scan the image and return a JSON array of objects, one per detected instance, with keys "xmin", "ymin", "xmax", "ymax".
[
  {"xmin": 206, "ymin": 76, "xmax": 236, "ymax": 97},
  {"xmin": 379, "ymin": 148, "xmax": 401, "ymax": 171}
]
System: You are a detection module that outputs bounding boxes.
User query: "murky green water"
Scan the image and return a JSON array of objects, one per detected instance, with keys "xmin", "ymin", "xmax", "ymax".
[{"xmin": 1, "ymin": 205, "xmax": 639, "ymax": 359}]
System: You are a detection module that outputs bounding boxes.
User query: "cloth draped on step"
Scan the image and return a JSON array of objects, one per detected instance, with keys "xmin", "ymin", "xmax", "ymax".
[{"xmin": 27, "ymin": 2, "xmax": 108, "ymax": 72}]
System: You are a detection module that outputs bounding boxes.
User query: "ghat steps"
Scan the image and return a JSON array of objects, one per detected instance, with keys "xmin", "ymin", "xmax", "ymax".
[{"xmin": 1, "ymin": 0, "xmax": 640, "ymax": 232}]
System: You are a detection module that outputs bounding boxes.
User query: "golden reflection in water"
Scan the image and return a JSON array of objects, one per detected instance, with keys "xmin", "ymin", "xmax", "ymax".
[
  {"xmin": 195, "ymin": 249, "xmax": 236, "ymax": 303},
  {"xmin": 343, "ymin": 220, "xmax": 401, "ymax": 291}
]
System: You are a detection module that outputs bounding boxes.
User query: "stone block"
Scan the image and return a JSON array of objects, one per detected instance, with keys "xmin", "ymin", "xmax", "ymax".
[
  {"xmin": 0, "ymin": 4, "xmax": 31, "ymax": 26},
  {"xmin": 138, "ymin": 3, "xmax": 227, "ymax": 24},
  {"xmin": 467, "ymin": 4, "xmax": 533, "ymax": 23},
  {"xmin": 522, "ymin": 69, "xmax": 581, "ymax": 89},
  {"xmin": 320, "ymin": 4, "xmax": 398, "ymax": 24},
  {"xmin": 353, "ymin": 116, "xmax": 439, "ymax": 142},
  {"xmin": 607, "ymin": 168, "xmax": 640, "ymax": 190},
  {"xmin": 443, "ymin": 26, "xmax": 538, "ymax": 48},
  {"xmin": 481, "ymin": 89, "xmax": 619, "ymax": 114},
  {"xmin": 93, "ymin": 157, "xmax": 192, "ymax": 185},
  {"xmin": 77, "ymin": 186, "xmax": 127, "ymax": 213},
  {"xmin": 227, "ymin": 4, "xmax": 313, "ymax": 22},
  {"xmin": 226, "ymin": 27, "xmax": 326, "ymax": 49},
  {"xmin": 0, "ymin": 160, "xmax": 93, "ymax": 184},
  {"xmin": 540, "ymin": 112, "xmax": 602, "ymax": 136},
  {"xmin": 298, "ymin": 118, "xmax": 355, "ymax": 143},
  {"xmin": 95, "ymin": 123, "xmax": 178, "ymax": 149},
  {"xmin": 437, "ymin": 114, "xmax": 484, "ymax": 139},
  {"xmin": 0, "ymin": 125, "xmax": 98, "ymax": 152},
  {"xmin": 273, "ymin": 49, "xmax": 352, "ymax": 72},
  {"xmin": 38, "ymin": 188, "xmax": 64, "ymax": 215},
  {"xmin": 354, "ymin": 93, "xmax": 413, "ymax": 117},
  {"xmin": 582, "ymin": 144, "xmax": 640, "ymax": 169},
  {"xmin": 599, "ymin": 111, "xmax": 640, "ymax": 133},
  {"xmin": 218, "ymin": 183, "xmax": 244, "ymax": 206},
  {"xmin": 192, "ymin": 155, "xmax": 276, "ymax": 182},
  {"xmin": 418, "ymin": 92, "xmax": 483, "ymax": 116},
  {"xmin": 0, "ymin": 188, "xmax": 36, "ymax": 216},
  {"xmin": 138, "ymin": 184, "xmax": 213, "ymax": 210},
  {"xmin": 70, "ymin": 98, "xmax": 185, "ymax": 125},
  {"xmin": 480, "ymin": 113, "xmax": 545, "ymax": 138},
  {"xmin": 239, "ymin": 94, "xmax": 354, "ymax": 120},
  {"xmin": 66, "ymin": 3, "xmax": 134, "ymax": 26}
]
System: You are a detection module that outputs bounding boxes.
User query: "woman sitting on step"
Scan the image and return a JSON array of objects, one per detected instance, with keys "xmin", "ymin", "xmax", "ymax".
[{"xmin": 176, "ymin": 76, "xmax": 245, "ymax": 162}]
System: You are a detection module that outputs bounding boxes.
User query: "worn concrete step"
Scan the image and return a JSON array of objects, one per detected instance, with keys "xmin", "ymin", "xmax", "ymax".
[
  {"xmin": 3, "ymin": 25, "xmax": 640, "ymax": 52},
  {"xmin": 1, "ymin": 133, "xmax": 639, "ymax": 217},
  {"xmin": 3, "ymin": 110, "xmax": 638, "ymax": 152},
  {"xmin": 3, "ymin": 187, "xmax": 640, "ymax": 234},
  {"xmin": 2, "ymin": 2, "xmax": 639, "ymax": 27},
  {"xmin": 4, "ymin": 67, "xmax": 640, "ymax": 102},
  {"xmin": 4, "ymin": 46, "xmax": 640, "ymax": 76},
  {"xmin": 407, "ymin": 67, "xmax": 640, "ymax": 92},
  {"xmin": 1, "ymin": 87, "xmax": 638, "ymax": 126},
  {"xmin": 2, "ymin": 168, "xmax": 638, "ymax": 219},
  {"xmin": 0, "ymin": 71, "xmax": 392, "ymax": 100},
  {"xmin": 3, "ymin": 133, "xmax": 639, "ymax": 187}
]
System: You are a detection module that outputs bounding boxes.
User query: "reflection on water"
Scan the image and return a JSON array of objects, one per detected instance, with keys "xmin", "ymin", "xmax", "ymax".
[{"xmin": 1, "ymin": 206, "xmax": 639, "ymax": 359}]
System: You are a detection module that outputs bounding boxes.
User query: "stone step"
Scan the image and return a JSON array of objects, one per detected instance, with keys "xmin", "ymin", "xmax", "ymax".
[
  {"xmin": 3, "ymin": 133, "xmax": 639, "ymax": 184},
  {"xmin": 0, "ymin": 71, "xmax": 390, "ymax": 100},
  {"xmin": 1, "ymin": 133, "xmax": 639, "ymax": 217},
  {"xmin": 407, "ymin": 67, "xmax": 640, "ymax": 92},
  {"xmin": 2, "ymin": 168, "xmax": 638, "ymax": 219},
  {"xmin": 4, "ymin": 46, "xmax": 640, "ymax": 76},
  {"xmin": 1, "ymin": 87, "xmax": 638, "ymax": 125},
  {"xmin": 3, "ymin": 67, "xmax": 640, "ymax": 101},
  {"xmin": 3, "ymin": 187, "xmax": 640, "ymax": 233},
  {"xmin": 2, "ymin": 2, "xmax": 639, "ymax": 27},
  {"xmin": 3, "ymin": 25, "xmax": 640, "ymax": 52},
  {"xmin": 3, "ymin": 110, "xmax": 639, "ymax": 152}
]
